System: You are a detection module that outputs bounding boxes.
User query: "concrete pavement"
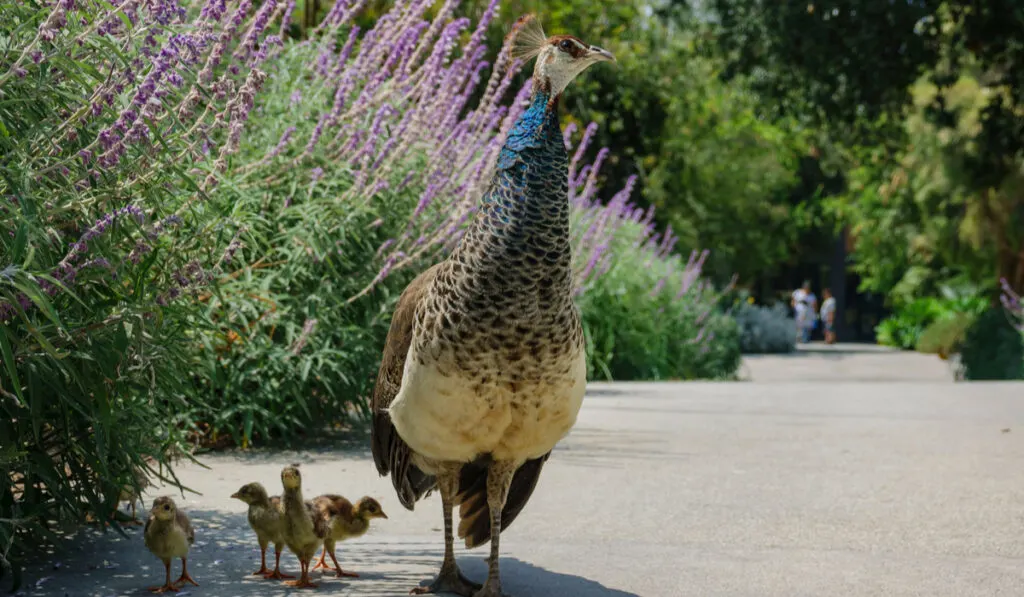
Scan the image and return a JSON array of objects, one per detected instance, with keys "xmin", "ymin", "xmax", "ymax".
[{"xmin": 16, "ymin": 347, "xmax": 1024, "ymax": 596}]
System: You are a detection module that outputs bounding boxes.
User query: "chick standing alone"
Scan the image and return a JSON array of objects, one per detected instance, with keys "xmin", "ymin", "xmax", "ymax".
[
  {"xmin": 143, "ymin": 496, "xmax": 199, "ymax": 593},
  {"xmin": 231, "ymin": 482, "xmax": 294, "ymax": 580},
  {"xmin": 311, "ymin": 495, "xmax": 388, "ymax": 577},
  {"xmin": 280, "ymin": 465, "xmax": 328, "ymax": 589}
]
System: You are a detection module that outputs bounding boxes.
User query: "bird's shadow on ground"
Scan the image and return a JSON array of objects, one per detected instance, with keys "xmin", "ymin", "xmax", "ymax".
[{"xmin": 14, "ymin": 509, "xmax": 637, "ymax": 597}]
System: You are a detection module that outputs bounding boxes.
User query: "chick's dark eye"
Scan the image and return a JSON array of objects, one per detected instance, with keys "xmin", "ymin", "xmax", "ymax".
[
  {"xmin": 559, "ymin": 39, "xmax": 572, "ymax": 51},
  {"xmin": 163, "ymin": 505, "xmax": 171, "ymax": 510}
]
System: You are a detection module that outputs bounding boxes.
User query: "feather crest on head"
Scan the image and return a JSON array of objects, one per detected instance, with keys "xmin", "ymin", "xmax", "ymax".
[{"xmin": 506, "ymin": 13, "xmax": 547, "ymax": 62}]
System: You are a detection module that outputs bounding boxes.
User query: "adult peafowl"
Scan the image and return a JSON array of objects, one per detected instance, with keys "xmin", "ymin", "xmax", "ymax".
[{"xmin": 371, "ymin": 14, "xmax": 615, "ymax": 597}]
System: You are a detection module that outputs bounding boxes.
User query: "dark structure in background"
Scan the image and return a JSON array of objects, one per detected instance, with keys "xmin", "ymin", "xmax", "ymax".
[{"xmin": 760, "ymin": 227, "xmax": 888, "ymax": 344}]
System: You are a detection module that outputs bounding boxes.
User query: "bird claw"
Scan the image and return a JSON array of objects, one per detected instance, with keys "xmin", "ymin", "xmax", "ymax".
[
  {"xmin": 172, "ymin": 572, "xmax": 199, "ymax": 588},
  {"xmin": 148, "ymin": 584, "xmax": 179, "ymax": 593},
  {"xmin": 264, "ymin": 569, "xmax": 295, "ymax": 580},
  {"xmin": 410, "ymin": 569, "xmax": 482, "ymax": 597}
]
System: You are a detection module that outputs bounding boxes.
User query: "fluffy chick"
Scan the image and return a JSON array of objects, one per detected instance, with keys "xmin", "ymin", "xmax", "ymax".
[
  {"xmin": 143, "ymin": 496, "xmax": 198, "ymax": 593},
  {"xmin": 311, "ymin": 495, "xmax": 388, "ymax": 577},
  {"xmin": 280, "ymin": 465, "xmax": 328, "ymax": 589},
  {"xmin": 231, "ymin": 482, "xmax": 294, "ymax": 580}
]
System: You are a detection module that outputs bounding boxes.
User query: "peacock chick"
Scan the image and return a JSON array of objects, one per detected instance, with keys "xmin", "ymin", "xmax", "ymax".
[
  {"xmin": 231, "ymin": 482, "xmax": 294, "ymax": 580},
  {"xmin": 280, "ymin": 465, "xmax": 328, "ymax": 589},
  {"xmin": 143, "ymin": 496, "xmax": 198, "ymax": 593},
  {"xmin": 310, "ymin": 495, "xmax": 388, "ymax": 577}
]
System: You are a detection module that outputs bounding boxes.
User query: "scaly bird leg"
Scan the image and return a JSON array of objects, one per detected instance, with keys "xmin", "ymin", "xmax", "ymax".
[
  {"xmin": 253, "ymin": 543, "xmax": 271, "ymax": 576},
  {"xmin": 265, "ymin": 543, "xmax": 295, "ymax": 579},
  {"xmin": 172, "ymin": 558, "xmax": 199, "ymax": 588},
  {"xmin": 148, "ymin": 559, "xmax": 178, "ymax": 593},
  {"xmin": 411, "ymin": 463, "xmax": 481, "ymax": 596},
  {"xmin": 326, "ymin": 542, "xmax": 358, "ymax": 578},
  {"xmin": 472, "ymin": 461, "xmax": 517, "ymax": 597}
]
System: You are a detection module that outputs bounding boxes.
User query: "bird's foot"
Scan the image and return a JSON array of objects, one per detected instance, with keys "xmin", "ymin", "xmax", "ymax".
[
  {"xmin": 121, "ymin": 518, "xmax": 144, "ymax": 527},
  {"xmin": 264, "ymin": 568, "xmax": 296, "ymax": 580},
  {"xmin": 252, "ymin": 565, "xmax": 271, "ymax": 576},
  {"xmin": 335, "ymin": 568, "xmax": 359, "ymax": 578},
  {"xmin": 172, "ymin": 571, "xmax": 199, "ymax": 588},
  {"xmin": 284, "ymin": 577, "xmax": 319, "ymax": 589},
  {"xmin": 147, "ymin": 583, "xmax": 179, "ymax": 593},
  {"xmin": 410, "ymin": 568, "xmax": 482, "ymax": 596}
]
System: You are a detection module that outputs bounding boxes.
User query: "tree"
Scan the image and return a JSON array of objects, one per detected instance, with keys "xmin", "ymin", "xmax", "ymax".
[{"xmin": 708, "ymin": 0, "xmax": 1024, "ymax": 295}]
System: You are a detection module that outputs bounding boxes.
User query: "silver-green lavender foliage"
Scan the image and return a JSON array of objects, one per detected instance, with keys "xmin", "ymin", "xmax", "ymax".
[{"xmin": 733, "ymin": 301, "xmax": 797, "ymax": 354}]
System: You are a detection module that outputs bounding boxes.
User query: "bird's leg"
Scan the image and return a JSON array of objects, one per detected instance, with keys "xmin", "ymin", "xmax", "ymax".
[
  {"xmin": 265, "ymin": 543, "xmax": 295, "ymax": 579},
  {"xmin": 473, "ymin": 460, "xmax": 517, "ymax": 597},
  {"xmin": 253, "ymin": 541, "xmax": 271, "ymax": 576},
  {"xmin": 411, "ymin": 462, "xmax": 481, "ymax": 596},
  {"xmin": 285, "ymin": 557, "xmax": 319, "ymax": 589},
  {"xmin": 311, "ymin": 544, "xmax": 329, "ymax": 571},
  {"xmin": 172, "ymin": 558, "xmax": 199, "ymax": 588},
  {"xmin": 148, "ymin": 559, "xmax": 178, "ymax": 593},
  {"xmin": 326, "ymin": 541, "xmax": 359, "ymax": 578}
]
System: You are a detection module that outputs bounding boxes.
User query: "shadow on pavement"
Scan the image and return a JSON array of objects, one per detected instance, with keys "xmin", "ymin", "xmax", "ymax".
[{"xmin": 16, "ymin": 509, "xmax": 637, "ymax": 597}]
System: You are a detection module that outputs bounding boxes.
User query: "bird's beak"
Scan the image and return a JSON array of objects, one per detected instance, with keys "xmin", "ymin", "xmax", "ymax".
[
  {"xmin": 230, "ymin": 492, "xmax": 240, "ymax": 499},
  {"xmin": 587, "ymin": 45, "xmax": 616, "ymax": 64},
  {"xmin": 379, "ymin": 511, "xmax": 389, "ymax": 519}
]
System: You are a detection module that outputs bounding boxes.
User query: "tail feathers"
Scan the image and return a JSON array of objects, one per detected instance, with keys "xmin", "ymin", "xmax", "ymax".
[{"xmin": 456, "ymin": 453, "xmax": 550, "ymax": 549}]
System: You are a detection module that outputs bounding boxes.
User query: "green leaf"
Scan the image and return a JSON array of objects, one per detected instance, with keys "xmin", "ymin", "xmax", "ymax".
[
  {"xmin": 11, "ymin": 223, "xmax": 27, "ymax": 265},
  {"xmin": 0, "ymin": 326, "xmax": 25, "ymax": 406}
]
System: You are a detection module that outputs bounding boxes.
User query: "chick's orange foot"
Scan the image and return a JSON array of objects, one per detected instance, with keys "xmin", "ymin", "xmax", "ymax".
[{"xmin": 147, "ymin": 583, "xmax": 179, "ymax": 593}]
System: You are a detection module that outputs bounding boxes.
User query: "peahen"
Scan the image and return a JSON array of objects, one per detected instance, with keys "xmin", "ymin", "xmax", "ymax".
[{"xmin": 371, "ymin": 14, "xmax": 615, "ymax": 597}]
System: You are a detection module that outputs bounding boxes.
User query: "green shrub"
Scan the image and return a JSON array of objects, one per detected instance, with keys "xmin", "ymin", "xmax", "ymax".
[
  {"xmin": 875, "ymin": 297, "xmax": 944, "ymax": 349},
  {"xmin": 578, "ymin": 221, "xmax": 742, "ymax": 381},
  {"xmin": 917, "ymin": 313, "xmax": 974, "ymax": 358},
  {"xmin": 732, "ymin": 298, "xmax": 796, "ymax": 354},
  {"xmin": 960, "ymin": 306, "xmax": 1024, "ymax": 380}
]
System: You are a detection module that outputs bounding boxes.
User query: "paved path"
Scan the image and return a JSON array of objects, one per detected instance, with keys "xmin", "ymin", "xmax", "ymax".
[
  {"xmin": 18, "ymin": 351, "xmax": 1024, "ymax": 597},
  {"xmin": 740, "ymin": 343, "xmax": 956, "ymax": 382}
]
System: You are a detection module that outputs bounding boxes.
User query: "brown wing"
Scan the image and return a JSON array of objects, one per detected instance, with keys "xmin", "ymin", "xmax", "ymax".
[
  {"xmin": 303, "ymin": 499, "xmax": 329, "ymax": 539},
  {"xmin": 456, "ymin": 452, "xmax": 551, "ymax": 549},
  {"xmin": 370, "ymin": 264, "xmax": 442, "ymax": 510},
  {"xmin": 175, "ymin": 508, "xmax": 195, "ymax": 546}
]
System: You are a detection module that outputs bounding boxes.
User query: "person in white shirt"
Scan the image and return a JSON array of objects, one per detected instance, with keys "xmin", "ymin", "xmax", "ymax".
[
  {"xmin": 792, "ymin": 281, "xmax": 816, "ymax": 343},
  {"xmin": 820, "ymin": 288, "xmax": 837, "ymax": 344}
]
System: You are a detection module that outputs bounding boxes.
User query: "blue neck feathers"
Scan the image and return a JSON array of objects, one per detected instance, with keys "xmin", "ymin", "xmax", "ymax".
[{"xmin": 494, "ymin": 90, "xmax": 561, "ymax": 172}]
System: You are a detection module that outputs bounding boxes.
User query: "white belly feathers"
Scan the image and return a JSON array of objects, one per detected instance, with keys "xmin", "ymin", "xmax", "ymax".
[{"xmin": 388, "ymin": 345, "xmax": 587, "ymax": 464}]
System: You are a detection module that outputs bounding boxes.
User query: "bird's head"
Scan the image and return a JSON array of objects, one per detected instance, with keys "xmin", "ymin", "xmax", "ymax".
[
  {"xmin": 355, "ymin": 496, "xmax": 388, "ymax": 521},
  {"xmin": 280, "ymin": 465, "xmax": 302, "ymax": 490},
  {"xmin": 508, "ymin": 14, "xmax": 616, "ymax": 98},
  {"xmin": 150, "ymin": 495, "xmax": 178, "ymax": 522},
  {"xmin": 230, "ymin": 482, "xmax": 269, "ymax": 505}
]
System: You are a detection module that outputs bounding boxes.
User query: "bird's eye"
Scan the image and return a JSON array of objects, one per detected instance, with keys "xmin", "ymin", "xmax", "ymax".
[
  {"xmin": 163, "ymin": 504, "xmax": 171, "ymax": 511},
  {"xmin": 559, "ymin": 39, "xmax": 573, "ymax": 52}
]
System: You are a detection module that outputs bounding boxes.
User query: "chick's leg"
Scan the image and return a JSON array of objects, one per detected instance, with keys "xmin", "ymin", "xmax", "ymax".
[
  {"xmin": 253, "ymin": 540, "xmax": 271, "ymax": 576},
  {"xmin": 472, "ymin": 460, "xmax": 517, "ymax": 597},
  {"xmin": 265, "ymin": 543, "xmax": 295, "ymax": 579},
  {"xmin": 148, "ymin": 558, "xmax": 178, "ymax": 593},
  {"xmin": 284, "ymin": 555, "xmax": 318, "ymax": 589},
  {"xmin": 311, "ymin": 543, "xmax": 329, "ymax": 571},
  {"xmin": 411, "ymin": 462, "xmax": 480, "ymax": 596},
  {"xmin": 172, "ymin": 558, "xmax": 199, "ymax": 588},
  {"xmin": 326, "ymin": 540, "xmax": 358, "ymax": 578}
]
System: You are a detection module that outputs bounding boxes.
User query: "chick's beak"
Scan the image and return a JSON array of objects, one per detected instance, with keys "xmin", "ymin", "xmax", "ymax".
[
  {"xmin": 230, "ymin": 491, "xmax": 240, "ymax": 499},
  {"xmin": 587, "ymin": 45, "xmax": 616, "ymax": 63}
]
